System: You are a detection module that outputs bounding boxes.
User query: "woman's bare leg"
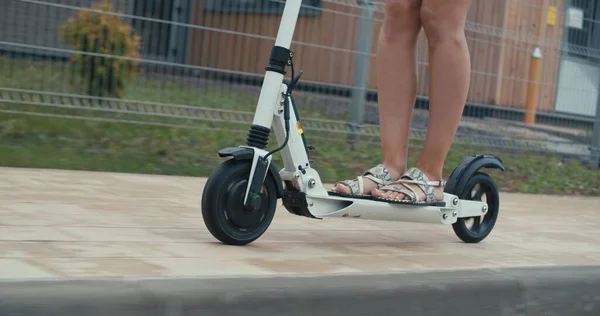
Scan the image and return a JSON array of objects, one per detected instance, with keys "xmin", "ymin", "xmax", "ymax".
[
  {"xmin": 332, "ymin": 0, "xmax": 423, "ymax": 195},
  {"xmin": 372, "ymin": 0, "xmax": 472, "ymax": 201}
]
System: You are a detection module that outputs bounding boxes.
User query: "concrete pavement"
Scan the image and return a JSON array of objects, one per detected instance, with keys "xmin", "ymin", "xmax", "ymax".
[{"xmin": 1, "ymin": 166, "xmax": 599, "ymax": 279}]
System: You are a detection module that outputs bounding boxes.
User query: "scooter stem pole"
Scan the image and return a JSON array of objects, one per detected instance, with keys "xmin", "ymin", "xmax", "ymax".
[
  {"xmin": 251, "ymin": 0, "xmax": 303, "ymax": 129},
  {"xmin": 274, "ymin": 0, "xmax": 302, "ymax": 49}
]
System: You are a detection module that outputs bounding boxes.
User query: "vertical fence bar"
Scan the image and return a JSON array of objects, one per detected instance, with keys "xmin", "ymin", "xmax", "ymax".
[
  {"xmin": 593, "ymin": 82, "xmax": 600, "ymax": 167},
  {"xmin": 347, "ymin": 1, "xmax": 374, "ymax": 144},
  {"xmin": 168, "ymin": 0, "xmax": 183, "ymax": 63}
]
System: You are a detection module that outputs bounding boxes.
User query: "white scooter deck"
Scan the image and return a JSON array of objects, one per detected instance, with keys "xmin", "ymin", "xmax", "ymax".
[{"xmin": 282, "ymin": 186, "xmax": 488, "ymax": 225}]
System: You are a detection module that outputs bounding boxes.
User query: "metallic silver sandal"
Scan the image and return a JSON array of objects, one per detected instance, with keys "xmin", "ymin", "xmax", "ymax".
[
  {"xmin": 371, "ymin": 167, "xmax": 447, "ymax": 207},
  {"xmin": 329, "ymin": 164, "xmax": 393, "ymax": 199}
]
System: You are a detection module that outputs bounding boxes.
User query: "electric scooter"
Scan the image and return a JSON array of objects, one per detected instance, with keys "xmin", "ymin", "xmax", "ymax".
[{"xmin": 201, "ymin": 0, "xmax": 505, "ymax": 246}]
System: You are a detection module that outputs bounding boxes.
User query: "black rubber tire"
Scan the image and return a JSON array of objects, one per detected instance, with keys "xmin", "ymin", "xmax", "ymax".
[
  {"xmin": 451, "ymin": 172, "xmax": 500, "ymax": 244},
  {"xmin": 201, "ymin": 159, "xmax": 278, "ymax": 246}
]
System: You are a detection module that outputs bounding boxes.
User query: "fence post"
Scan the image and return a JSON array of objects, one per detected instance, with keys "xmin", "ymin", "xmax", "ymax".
[
  {"xmin": 347, "ymin": 1, "xmax": 375, "ymax": 144},
  {"xmin": 524, "ymin": 47, "xmax": 543, "ymax": 125},
  {"xmin": 524, "ymin": 0, "xmax": 547, "ymax": 125},
  {"xmin": 593, "ymin": 87, "xmax": 600, "ymax": 167}
]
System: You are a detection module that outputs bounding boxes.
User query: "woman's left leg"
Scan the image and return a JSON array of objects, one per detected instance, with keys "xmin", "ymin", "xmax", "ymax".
[{"xmin": 372, "ymin": 0, "xmax": 472, "ymax": 203}]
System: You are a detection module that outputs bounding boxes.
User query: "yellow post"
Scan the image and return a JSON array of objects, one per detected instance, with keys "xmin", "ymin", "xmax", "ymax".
[
  {"xmin": 524, "ymin": 0, "xmax": 547, "ymax": 125},
  {"xmin": 524, "ymin": 47, "xmax": 543, "ymax": 125}
]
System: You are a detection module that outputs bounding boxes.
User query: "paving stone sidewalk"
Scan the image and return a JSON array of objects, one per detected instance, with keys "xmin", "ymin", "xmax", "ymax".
[{"xmin": 1, "ymin": 167, "xmax": 599, "ymax": 279}]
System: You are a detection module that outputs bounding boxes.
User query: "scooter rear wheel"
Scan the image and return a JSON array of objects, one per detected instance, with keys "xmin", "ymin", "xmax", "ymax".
[
  {"xmin": 451, "ymin": 172, "xmax": 500, "ymax": 243},
  {"xmin": 201, "ymin": 159, "xmax": 277, "ymax": 245}
]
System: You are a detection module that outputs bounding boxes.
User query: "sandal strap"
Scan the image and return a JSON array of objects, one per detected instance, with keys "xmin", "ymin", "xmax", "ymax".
[
  {"xmin": 338, "ymin": 179, "xmax": 362, "ymax": 195},
  {"xmin": 335, "ymin": 164, "xmax": 393, "ymax": 195},
  {"xmin": 379, "ymin": 183, "xmax": 418, "ymax": 202},
  {"xmin": 402, "ymin": 167, "xmax": 444, "ymax": 203},
  {"xmin": 362, "ymin": 164, "xmax": 392, "ymax": 186},
  {"xmin": 380, "ymin": 167, "xmax": 444, "ymax": 203},
  {"xmin": 395, "ymin": 179, "xmax": 447, "ymax": 187}
]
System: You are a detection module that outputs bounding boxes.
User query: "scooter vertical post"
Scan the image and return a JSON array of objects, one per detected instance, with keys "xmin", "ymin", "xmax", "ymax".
[
  {"xmin": 250, "ymin": 1, "xmax": 303, "ymax": 130},
  {"xmin": 241, "ymin": 0, "xmax": 304, "ymax": 208}
]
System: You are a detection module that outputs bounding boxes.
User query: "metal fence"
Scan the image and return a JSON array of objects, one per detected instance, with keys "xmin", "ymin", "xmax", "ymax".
[{"xmin": 0, "ymin": 0, "xmax": 599, "ymax": 167}]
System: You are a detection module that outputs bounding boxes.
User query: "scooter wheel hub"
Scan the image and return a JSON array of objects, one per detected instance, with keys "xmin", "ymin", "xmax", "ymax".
[{"xmin": 225, "ymin": 180, "xmax": 265, "ymax": 229}]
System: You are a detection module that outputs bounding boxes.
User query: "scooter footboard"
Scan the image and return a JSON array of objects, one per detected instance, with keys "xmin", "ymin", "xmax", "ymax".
[
  {"xmin": 282, "ymin": 189, "xmax": 489, "ymax": 225},
  {"xmin": 308, "ymin": 195, "xmax": 452, "ymax": 224}
]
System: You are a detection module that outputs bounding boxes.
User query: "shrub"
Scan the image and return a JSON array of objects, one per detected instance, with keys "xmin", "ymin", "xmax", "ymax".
[{"xmin": 59, "ymin": 0, "xmax": 142, "ymax": 98}]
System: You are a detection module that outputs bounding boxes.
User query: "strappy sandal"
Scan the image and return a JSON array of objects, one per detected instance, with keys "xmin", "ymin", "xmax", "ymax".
[
  {"xmin": 328, "ymin": 164, "xmax": 393, "ymax": 199},
  {"xmin": 371, "ymin": 167, "xmax": 447, "ymax": 207}
]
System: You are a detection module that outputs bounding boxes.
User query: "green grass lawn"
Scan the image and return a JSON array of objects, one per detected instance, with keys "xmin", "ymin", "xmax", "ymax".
[{"xmin": 1, "ymin": 57, "xmax": 599, "ymax": 196}]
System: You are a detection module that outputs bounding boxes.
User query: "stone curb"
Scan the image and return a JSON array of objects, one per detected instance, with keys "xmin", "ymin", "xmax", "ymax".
[{"xmin": 1, "ymin": 266, "xmax": 599, "ymax": 316}]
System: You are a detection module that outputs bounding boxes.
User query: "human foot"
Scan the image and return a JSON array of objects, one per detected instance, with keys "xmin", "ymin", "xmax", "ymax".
[
  {"xmin": 371, "ymin": 167, "xmax": 445, "ymax": 204},
  {"xmin": 330, "ymin": 164, "xmax": 396, "ymax": 197}
]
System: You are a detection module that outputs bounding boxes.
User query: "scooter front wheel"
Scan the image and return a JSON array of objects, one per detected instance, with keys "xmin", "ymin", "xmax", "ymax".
[{"xmin": 201, "ymin": 159, "xmax": 277, "ymax": 246}]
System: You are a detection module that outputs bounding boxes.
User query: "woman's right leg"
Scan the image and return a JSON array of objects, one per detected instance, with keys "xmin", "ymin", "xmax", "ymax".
[{"xmin": 331, "ymin": 0, "xmax": 423, "ymax": 195}]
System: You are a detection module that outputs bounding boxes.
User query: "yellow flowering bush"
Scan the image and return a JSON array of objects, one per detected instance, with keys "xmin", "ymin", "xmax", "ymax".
[{"xmin": 59, "ymin": 0, "xmax": 142, "ymax": 98}]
